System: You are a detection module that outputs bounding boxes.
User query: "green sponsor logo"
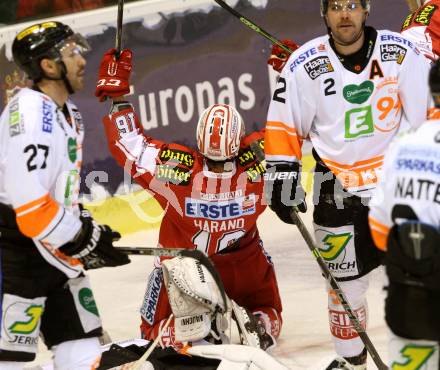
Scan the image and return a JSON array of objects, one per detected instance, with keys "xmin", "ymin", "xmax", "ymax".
[
  {"xmin": 320, "ymin": 233, "xmax": 352, "ymax": 261},
  {"xmin": 345, "ymin": 106, "xmax": 374, "ymax": 139},
  {"xmin": 391, "ymin": 345, "xmax": 435, "ymax": 370},
  {"xmin": 9, "ymin": 305, "xmax": 43, "ymax": 334},
  {"xmin": 79, "ymin": 288, "xmax": 99, "ymax": 316},
  {"xmin": 68, "ymin": 137, "xmax": 77, "ymax": 162},
  {"xmin": 343, "ymin": 81, "xmax": 374, "ymax": 104}
]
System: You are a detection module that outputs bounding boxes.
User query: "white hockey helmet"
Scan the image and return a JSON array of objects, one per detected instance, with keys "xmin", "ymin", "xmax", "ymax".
[{"xmin": 197, "ymin": 104, "xmax": 245, "ymax": 161}]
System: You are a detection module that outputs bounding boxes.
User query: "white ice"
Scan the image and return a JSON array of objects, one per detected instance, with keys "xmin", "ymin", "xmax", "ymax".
[{"xmin": 25, "ymin": 206, "xmax": 388, "ymax": 369}]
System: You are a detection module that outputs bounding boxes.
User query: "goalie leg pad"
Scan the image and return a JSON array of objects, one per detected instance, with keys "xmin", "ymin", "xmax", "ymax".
[
  {"xmin": 52, "ymin": 337, "xmax": 101, "ymax": 370},
  {"xmin": 162, "ymin": 257, "xmax": 228, "ymax": 344}
]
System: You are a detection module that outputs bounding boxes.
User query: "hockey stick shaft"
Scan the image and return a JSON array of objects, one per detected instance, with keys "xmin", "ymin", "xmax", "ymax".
[
  {"xmin": 213, "ymin": 0, "xmax": 293, "ymax": 54},
  {"xmin": 117, "ymin": 246, "xmax": 228, "ymax": 311},
  {"xmin": 115, "ymin": 0, "xmax": 125, "ymax": 55},
  {"xmin": 290, "ymin": 212, "xmax": 387, "ymax": 370},
  {"xmin": 249, "ymin": 142, "xmax": 387, "ymax": 369},
  {"xmin": 131, "ymin": 314, "xmax": 174, "ymax": 370}
]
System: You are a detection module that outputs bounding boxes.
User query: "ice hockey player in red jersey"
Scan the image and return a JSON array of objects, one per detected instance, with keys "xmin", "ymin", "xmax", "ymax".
[
  {"xmin": 95, "ymin": 48, "xmax": 283, "ymax": 351},
  {"xmin": 401, "ymin": 0, "xmax": 440, "ymax": 61}
]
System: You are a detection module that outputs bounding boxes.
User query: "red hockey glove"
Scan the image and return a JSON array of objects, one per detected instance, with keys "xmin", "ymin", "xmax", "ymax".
[
  {"xmin": 267, "ymin": 39, "xmax": 299, "ymax": 73},
  {"xmin": 95, "ymin": 48, "xmax": 133, "ymax": 102}
]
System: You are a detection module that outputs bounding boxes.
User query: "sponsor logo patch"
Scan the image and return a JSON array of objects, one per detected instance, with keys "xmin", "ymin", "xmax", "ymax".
[
  {"xmin": 315, "ymin": 227, "xmax": 358, "ymax": 278},
  {"xmin": 68, "ymin": 137, "xmax": 77, "ymax": 162},
  {"xmin": 343, "ymin": 81, "xmax": 374, "ymax": 104},
  {"xmin": 185, "ymin": 194, "xmax": 256, "ymax": 220},
  {"xmin": 380, "ymin": 34, "xmax": 418, "ymax": 54},
  {"xmin": 380, "ymin": 44, "xmax": 407, "ymax": 65},
  {"xmin": 140, "ymin": 269, "xmax": 163, "ymax": 325},
  {"xmin": 78, "ymin": 288, "xmax": 99, "ymax": 316},
  {"xmin": 156, "ymin": 164, "xmax": 191, "ymax": 185},
  {"xmin": 290, "ymin": 46, "xmax": 325, "ymax": 72},
  {"xmin": 42, "ymin": 99, "xmax": 53, "ymax": 133},
  {"xmin": 9, "ymin": 100, "xmax": 24, "ymax": 137},
  {"xmin": 414, "ymin": 4, "xmax": 437, "ymax": 26},
  {"xmin": 329, "ymin": 306, "xmax": 366, "ymax": 340},
  {"xmin": 246, "ymin": 162, "xmax": 265, "ymax": 181},
  {"xmin": 160, "ymin": 148, "xmax": 195, "ymax": 168},
  {"xmin": 304, "ymin": 56, "xmax": 334, "ymax": 80},
  {"xmin": 344, "ymin": 106, "xmax": 374, "ymax": 139},
  {"xmin": 401, "ymin": 13, "xmax": 414, "ymax": 31}
]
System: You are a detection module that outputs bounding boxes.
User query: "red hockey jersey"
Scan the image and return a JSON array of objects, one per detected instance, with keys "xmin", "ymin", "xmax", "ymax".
[
  {"xmin": 103, "ymin": 106, "xmax": 266, "ymax": 255},
  {"xmin": 401, "ymin": 0, "xmax": 440, "ymax": 61}
]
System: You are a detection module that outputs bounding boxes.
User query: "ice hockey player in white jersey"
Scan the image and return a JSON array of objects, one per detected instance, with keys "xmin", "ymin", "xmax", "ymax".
[
  {"xmin": 264, "ymin": 0, "xmax": 432, "ymax": 369},
  {"xmin": 0, "ymin": 22, "xmax": 130, "ymax": 369},
  {"xmin": 369, "ymin": 59, "xmax": 440, "ymax": 370}
]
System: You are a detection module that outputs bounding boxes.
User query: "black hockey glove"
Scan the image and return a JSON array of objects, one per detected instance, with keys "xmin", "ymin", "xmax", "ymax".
[
  {"xmin": 59, "ymin": 208, "xmax": 130, "ymax": 270},
  {"xmin": 264, "ymin": 163, "xmax": 307, "ymax": 224}
]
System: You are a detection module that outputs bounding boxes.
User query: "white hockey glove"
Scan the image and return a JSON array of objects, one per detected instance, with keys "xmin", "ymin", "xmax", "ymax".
[
  {"xmin": 188, "ymin": 344, "xmax": 290, "ymax": 370},
  {"xmin": 162, "ymin": 257, "xmax": 227, "ymax": 343}
]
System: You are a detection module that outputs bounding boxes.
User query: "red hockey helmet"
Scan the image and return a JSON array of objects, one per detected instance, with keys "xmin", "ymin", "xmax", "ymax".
[{"xmin": 197, "ymin": 104, "xmax": 245, "ymax": 161}]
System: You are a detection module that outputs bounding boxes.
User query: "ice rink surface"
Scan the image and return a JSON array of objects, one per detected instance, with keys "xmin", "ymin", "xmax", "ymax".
[{"xmin": 26, "ymin": 206, "xmax": 389, "ymax": 369}]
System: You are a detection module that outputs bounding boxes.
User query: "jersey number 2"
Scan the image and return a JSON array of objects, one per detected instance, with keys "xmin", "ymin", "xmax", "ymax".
[{"xmin": 324, "ymin": 78, "xmax": 336, "ymax": 96}]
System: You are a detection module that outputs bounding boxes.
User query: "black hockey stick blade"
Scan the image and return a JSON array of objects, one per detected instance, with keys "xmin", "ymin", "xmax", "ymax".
[
  {"xmin": 213, "ymin": 0, "xmax": 293, "ymax": 54},
  {"xmin": 115, "ymin": 0, "xmax": 125, "ymax": 55},
  {"xmin": 117, "ymin": 246, "xmax": 229, "ymax": 312}
]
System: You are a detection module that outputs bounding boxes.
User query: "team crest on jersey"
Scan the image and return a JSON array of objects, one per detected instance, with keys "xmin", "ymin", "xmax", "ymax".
[
  {"xmin": 159, "ymin": 148, "xmax": 194, "ymax": 168},
  {"xmin": 380, "ymin": 44, "xmax": 407, "ymax": 65},
  {"xmin": 156, "ymin": 164, "xmax": 191, "ymax": 185},
  {"xmin": 414, "ymin": 4, "xmax": 437, "ymax": 26},
  {"xmin": 9, "ymin": 99, "xmax": 24, "ymax": 137},
  {"xmin": 304, "ymin": 57, "xmax": 334, "ymax": 80}
]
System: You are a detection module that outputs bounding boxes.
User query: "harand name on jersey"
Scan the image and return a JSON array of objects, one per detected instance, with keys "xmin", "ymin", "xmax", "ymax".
[{"xmin": 304, "ymin": 57, "xmax": 334, "ymax": 80}]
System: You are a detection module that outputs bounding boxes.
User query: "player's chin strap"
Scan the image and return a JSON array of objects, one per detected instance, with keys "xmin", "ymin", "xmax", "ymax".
[{"xmin": 41, "ymin": 60, "xmax": 75, "ymax": 95}]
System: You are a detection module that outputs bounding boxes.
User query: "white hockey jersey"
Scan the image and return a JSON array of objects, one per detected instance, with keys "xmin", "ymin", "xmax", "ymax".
[
  {"xmin": 265, "ymin": 29, "xmax": 432, "ymax": 195},
  {"xmin": 369, "ymin": 120, "xmax": 440, "ymax": 250},
  {"xmin": 0, "ymin": 88, "xmax": 84, "ymax": 277}
]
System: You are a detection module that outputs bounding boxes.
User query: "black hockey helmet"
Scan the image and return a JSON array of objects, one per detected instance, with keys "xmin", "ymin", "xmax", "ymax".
[
  {"xmin": 12, "ymin": 21, "xmax": 90, "ymax": 83},
  {"xmin": 320, "ymin": 0, "xmax": 371, "ymax": 16},
  {"xmin": 429, "ymin": 59, "xmax": 440, "ymax": 107}
]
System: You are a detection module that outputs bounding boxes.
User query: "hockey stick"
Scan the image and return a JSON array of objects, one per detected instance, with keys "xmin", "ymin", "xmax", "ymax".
[
  {"xmin": 117, "ymin": 246, "xmax": 228, "ymax": 312},
  {"xmin": 131, "ymin": 314, "xmax": 174, "ymax": 370},
  {"xmin": 213, "ymin": 0, "xmax": 293, "ymax": 54},
  {"xmin": 249, "ymin": 142, "xmax": 388, "ymax": 370},
  {"xmin": 115, "ymin": 0, "xmax": 125, "ymax": 56}
]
